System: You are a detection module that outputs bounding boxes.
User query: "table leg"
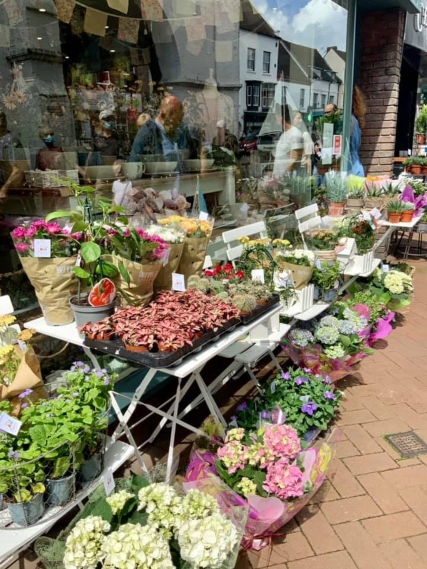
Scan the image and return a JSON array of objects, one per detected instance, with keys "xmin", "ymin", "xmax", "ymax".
[
  {"xmin": 83, "ymin": 346, "xmax": 102, "ymax": 370},
  {"xmin": 166, "ymin": 377, "xmax": 181, "ymax": 483},
  {"xmin": 194, "ymin": 372, "xmax": 227, "ymax": 426},
  {"xmin": 373, "ymin": 227, "xmax": 393, "ymax": 252}
]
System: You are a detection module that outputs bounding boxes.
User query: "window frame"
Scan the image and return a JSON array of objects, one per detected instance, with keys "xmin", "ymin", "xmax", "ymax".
[
  {"xmin": 247, "ymin": 48, "xmax": 256, "ymax": 72},
  {"xmin": 262, "ymin": 51, "xmax": 271, "ymax": 74}
]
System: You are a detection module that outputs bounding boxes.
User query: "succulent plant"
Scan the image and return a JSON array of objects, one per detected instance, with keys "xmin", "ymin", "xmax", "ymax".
[
  {"xmin": 402, "ymin": 201, "xmax": 415, "ymax": 211},
  {"xmin": 387, "ymin": 200, "xmax": 405, "ymax": 213},
  {"xmin": 209, "ymin": 280, "xmax": 226, "ymax": 294},
  {"xmin": 250, "ymin": 281, "xmax": 273, "ymax": 302},
  {"xmin": 231, "ymin": 294, "xmax": 257, "ymax": 313},
  {"xmin": 217, "ymin": 291, "xmax": 230, "ymax": 301}
]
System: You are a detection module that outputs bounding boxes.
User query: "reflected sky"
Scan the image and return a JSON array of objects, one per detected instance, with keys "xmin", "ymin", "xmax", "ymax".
[{"xmin": 254, "ymin": 0, "xmax": 347, "ymax": 53}]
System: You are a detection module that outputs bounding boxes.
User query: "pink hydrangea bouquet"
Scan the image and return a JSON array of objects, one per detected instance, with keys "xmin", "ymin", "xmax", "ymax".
[{"xmin": 11, "ymin": 219, "xmax": 82, "ymax": 257}]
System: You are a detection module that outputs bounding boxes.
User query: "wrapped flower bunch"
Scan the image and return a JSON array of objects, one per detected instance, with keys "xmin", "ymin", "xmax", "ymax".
[
  {"xmin": 234, "ymin": 368, "xmax": 342, "ymax": 438},
  {"xmin": 11, "ymin": 219, "xmax": 82, "ymax": 257},
  {"xmin": 158, "ymin": 215, "xmax": 213, "ymax": 238},
  {"xmin": 107, "ymin": 225, "xmax": 169, "ymax": 264},
  {"xmin": 144, "ymin": 224, "xmax": 185, "ymax": 244},
  {"xmin": 370, "ymin": 268, "xmax": 414, "ymax": 310},
  {"xmin": 275, "ymin": 247, "xmax": 315, "ymax": 267},
  {"xmin": 62, "ymin": 482, "xmax": 241, "ymax": 569}
]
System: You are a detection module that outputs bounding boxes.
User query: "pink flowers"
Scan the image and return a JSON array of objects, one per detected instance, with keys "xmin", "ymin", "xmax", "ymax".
[
  {"xmin": 15, "ymin": 242, "xmax": 30, "ymax": 253},
  {"xmin": 263, "ymin": 424, "xmax": 302, "ymax": 458},
  {"xmin": 217, "ymin": 440, "xmax": 247, "ymax": 474},
  {"xmin": 262, "ymin": 458, "xmax": 304, "ymax": 499},
  {"xmin": 11, "ymin": 220, "xmax": 81, "ymax": 258}
]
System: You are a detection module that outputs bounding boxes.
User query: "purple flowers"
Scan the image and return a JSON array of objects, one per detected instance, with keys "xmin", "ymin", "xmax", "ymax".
[
  {"xmin": 18, "ymin": 388, "xmax": 33, "ymax": 399},
  {"xmin": 8, "ymin": 450, "xmax": 20, "ymax": 460},
  {"xmin": 237, "ymin": 402, "xmax": 249, "ymax": 412},
  {"xmin": 324, "ymin": 391, "xmax": 336, "ymax": 400},
  {"xmin": 295, "ymin": 376, "xmax": 309, "ymax": 386},
  {"xmin": 260, "ymin": 410, "xmax": 271, "ymax": 420},
  {"xmin": 323, "ymin": 375, "xmax": 332, "ymax": 384},
  {"xmin": 104, "ymin": 378, "xmax": 110, "ymax": 386},
  {"xmin": 281, "ymin": 371, "xmax": 291, "ymax": 381},
  {"xmin": 20, "ymin": 403, "xmax": 28, "ymax": 409},
  {"xmin": 301, "ymin": 401, "xmax": 318, "ymax": 416}
]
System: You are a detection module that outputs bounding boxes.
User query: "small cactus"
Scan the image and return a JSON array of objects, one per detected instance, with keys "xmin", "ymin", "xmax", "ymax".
[
  {"xmin": 231, "ymin": 294, "xmax": 257, "ymax": 313},
  {"xmin": 217, "ymin": 291, "xmax": 230, "ymax": 301},
  {"xmin": 210, "ymin": 281, "xmax": 225, "ymax": 294}
]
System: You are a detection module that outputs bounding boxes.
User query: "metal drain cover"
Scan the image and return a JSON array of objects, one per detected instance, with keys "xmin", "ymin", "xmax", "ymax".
[{"xmin": 384, "ymin": 431, "xmax": 427, "ymax": 459}]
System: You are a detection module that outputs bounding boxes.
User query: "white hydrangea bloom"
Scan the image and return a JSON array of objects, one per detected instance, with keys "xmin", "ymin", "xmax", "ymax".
[
  {"xmin": 138, "ymin": 483, "xmax": 184, "ymax": 537},
  {"xmin": 177, "ymin": 513, "xmax": 239, "ymax": 568},
  {"xmin": 63, "ymin": 515, "xmax": 110, "ymax": 569},
  {"xmin": 106, "ymin": 490, "xmax": 133, "ymax": 515},
  {"xmin": 101, "ymin": 523, "xmax": 174, "ymax": 569}
]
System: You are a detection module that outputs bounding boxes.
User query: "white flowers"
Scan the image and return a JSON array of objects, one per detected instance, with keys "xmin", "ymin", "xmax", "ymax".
[
  {"xmin": 101, "ymin": 523, "xmax": 173, "ymax": 569},
  {"xmin": 177, "ymin": 513, "xmax": 239, "ymax": 568},
  {"xmin": 383, "ymin": 271, "xmax": 413, "ymax": 296},
  {"xmin": 106, "ymin": 490, "xmax": 133, "ymax": 515},
  {"xmin": 64, "ymin": 516, "xmax": 110, "ymax": 569},
  {"xmin": 145, "ymin": 225, "xmax": 185, "ymax": 244}
]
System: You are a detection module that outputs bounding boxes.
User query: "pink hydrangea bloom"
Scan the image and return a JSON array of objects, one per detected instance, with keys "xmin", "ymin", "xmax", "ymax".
[
  {"xmin": 263, "ymin": 458, "xmax": 304, "ymax": 499},
  {"xmin": 263, "ymin": 424, "xmax": 301, "ymax": 461},
  {"xmin": 217, "ymin": 440, "xmax": 247, "ymax": 474}
]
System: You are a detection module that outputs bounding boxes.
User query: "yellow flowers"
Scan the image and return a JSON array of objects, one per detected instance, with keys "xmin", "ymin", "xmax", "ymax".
[
  {"xmin": 0, "ymin": 345, "xmax": 14, "ymax": 360},
  {"xmin": 272, "ymin": 239, "xmax": 291, "ymax": 247},
  {"xmin": 17, "ymin": 329, "xmax": 35, "ymax": 342},
  {"xmin": 158, "ymin": 216, "xmax": 212, "ymax": 237},
  {"xmin": 238, "ymin": 237, "xmax": 271, "ymax": 246},
  {"xmin": 0, "ymin": 315, "xmax": 16, "ymax": 328}
]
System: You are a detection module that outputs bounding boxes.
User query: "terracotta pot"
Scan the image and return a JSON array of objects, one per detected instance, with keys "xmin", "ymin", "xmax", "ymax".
[
  {"xmin": 411, "ymin": 165, "xmax": 422, "ymax": 175},
  {"xmin": 158, "ymin": 343, "xmax": 175, "ymax": 352},
  {"xmin": 416, "ymin": 133, "xmax": 426, "ymax": 145},
  {"xmin": 124, "ymin": 343, "xmax": 150, "ymax": 352},
  {"xmin": 401, "ymin": 211, "xmax": 414, "ymax": 222},
  {"xmin": 422, "ymin": 165, "xmax": 427, "ymax": 175},
  {"xmin": 86, "ymin": 332, "xmax": 114, "ymax": 341},
  {"xmin": 387, "ymin": 212, "xmax": 402, "ymax": 223},
  {"xmin": 328, "ymin": 202, "xmax": 346, "ymax": 216}
]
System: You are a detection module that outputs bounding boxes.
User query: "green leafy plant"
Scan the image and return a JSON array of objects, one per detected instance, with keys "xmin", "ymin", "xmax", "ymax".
[
  {"xmin": 326, "ymin": 175, "xmax": 348, "ymax": 203},
  {"xmin": 416, "ymin": 104, "xmax": 427, "ymax": 134},
  {"xmin": 311, "ymin": 261, "xmax": 341, "ymax": 291},
  {"xmin": 386, "ymin": 200, "xmax": 405, "ymax": 213}
]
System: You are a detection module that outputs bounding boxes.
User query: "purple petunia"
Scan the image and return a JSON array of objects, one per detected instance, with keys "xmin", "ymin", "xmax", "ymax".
[
  {"xmin": 8, "ymin": 450, "xmax": 20, "ymax": 460},
  {"xmin": 295, "ymin": 376, "xmax": 309, "ymax": 386},
  {"xmin": 303, "ymin": 367, "xmax": 312, "ymax": 373},
  {"xmin": 237, "ymin": 402, "xmax": 249, "ymax": 412},
  {"xmin": 324, "ymin": 390, "xmax": 336, "ymax": 400},
  {"xmin": 104, "ymin": 378, "xmax": 110, "ymax": 386},
  {"xmin": 323, "ymin": 375, "xmax": 332, "ymax": 384},
  {"xmin": 260, "ymin": 410, "xmax": 271, "ymax": 420},
  {"xmin": 281, "ymin": 371, "xmax": 291, "ymax": 380},
  {"xmin": 20, "ymin": 403, "xmax": 28, "ymax": 409},
  {"xmin": 18, "ymin": 388, "xmax": 33, "ymax": 399},
  {"xmin": 301, "ymin": 402, "xmax": 318, "ymax": 416}
]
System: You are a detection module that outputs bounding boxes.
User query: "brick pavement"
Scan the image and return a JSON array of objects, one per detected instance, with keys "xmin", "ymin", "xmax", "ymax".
[{"xmin": 237, "ymin": 260, "xmax": 427, "ymax": 568}]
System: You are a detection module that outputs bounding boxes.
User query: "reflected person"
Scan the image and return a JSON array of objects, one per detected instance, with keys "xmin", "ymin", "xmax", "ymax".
[
  {"xmin": 272, "ymin": 104, "xmax": 304, "ymax": 178},
  {"xmin": 35, "ymin": 126, "xmax": 63, "ymax": 171},
  {"xmin": 0, "ymin": 111, "xmax": 24, "ymax": 202}
]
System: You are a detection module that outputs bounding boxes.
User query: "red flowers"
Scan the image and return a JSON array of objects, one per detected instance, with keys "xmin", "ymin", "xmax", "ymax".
[{"xmin": 204, "ymin": 263, "xmax": 245, "ymax": 281}]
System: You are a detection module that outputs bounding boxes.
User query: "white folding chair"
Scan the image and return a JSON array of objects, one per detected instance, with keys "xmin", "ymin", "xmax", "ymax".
[
  {"xmin": 295, "ymin": 204, "xmax": 323, "ymax": 249},
  {"xmin": 222, "ymin": 221, "xmax": 269, "ymax": 266}
]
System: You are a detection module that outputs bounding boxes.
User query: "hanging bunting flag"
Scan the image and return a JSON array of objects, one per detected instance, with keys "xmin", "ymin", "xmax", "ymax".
[
  {"xmin": 200, "ymin": 2, "xmax": 214, "ymax": 25},
  {"xmin": 54, "ymin": 0, "xmax": 75, "ymax": 23},
  {"xmin": 215, "ymin": 40, "xmax": 232, "ymax": 62},
  {"xmin": 70, "ymin": 7, "xmax": 85, "ymax": 35},
  {"xmin": 84, "ymin": 8, "xmax": 108, "ymax": 36},
  {"xmin": 174, "ymin": 0, "xmax": 194, "ymax": 16},
  {"xmin": 107, "ymin": 0, "xmax": 129, "ymax": 14},
  {"xmin": 185, "ymin": 15, "xmax": 206, "ymax": 42},
  {"xmin": 118, "ymin": 17, "xmax": 140, "ymax": 43},
  {"xmin": 187, "ymin": 40, "xmax": 203, "ymax": 57},
  {"xmin": 4, "ymin": 0, "xmax": 24, "ymax": 26},
  {"xmin": 215, "ymin": 11, "xmax": 235, "ymax": 34},
  {"xmin": 141, "ymin": 0, "xmax": 163, "ymax": 22}
]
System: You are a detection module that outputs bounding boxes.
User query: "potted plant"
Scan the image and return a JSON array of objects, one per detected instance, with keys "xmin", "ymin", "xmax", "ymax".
[
  {"xmin": 365, "ymin": 183, "xmax": 385, "ymax": 210},
  {"xmin": 313, "ymin": 261, "xmax": 341, "ymax": 303},
  {"xmin": 401, "ymin": 201, "xmax": 415, "ymax": 222},
  {"xmin": 402, "ymin": 157, "xmax": 414, "ymax": 173},
  {"xmin": 230, "ymin": 294, "xmax": 257, "ymax": 316},
  {"xmin": 415, "ymin": 104, "xmax": 427, "ymax": 145},
  {"xmin": 411, "ymin": 157, "xmax": 423, "ymax": 175},
  {"xmin": 386, "ymin": 200, "xmax": 405, "ymax": 223},
  {"xmin": 339, "ymin": 215, "xmax": 376, "ymax": 254},
  {"xmin": 305, "ymin": 229, "xmax": 339, "ymax": 261},
  {"xmin": 79, "ymin": 318, "xmax": 115, "ymax": 340},
  {"xmin": 326, "ymin": 175, "xmax": 348, "ymax": 216},
  {"xmin": 346, "ymin": 187, "xmax": 364, "ymax": 210}
]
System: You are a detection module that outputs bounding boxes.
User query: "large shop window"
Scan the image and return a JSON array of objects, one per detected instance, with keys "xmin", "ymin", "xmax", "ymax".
[{"xmin": 0, "ymin": 0, "xmax": 350, "ymax": 225}]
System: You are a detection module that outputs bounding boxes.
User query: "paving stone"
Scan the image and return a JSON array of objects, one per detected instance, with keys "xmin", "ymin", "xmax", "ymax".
[
  {"xmin": 407, "ymin": 535, "xmax": 427, "ymax": 564},
  {"xmin": 362, "ymin": 511, "xmax": 427, "ymax": 543},
  {"xmin": 387, "ymin": 404, "xmax": 427, "ymax": 430},
  {"xmin": 337, "ymin": 409, "xmax": 378, "ymax": 426},
  {"xmin": 327, "ymin": 460, "xmax": 366, "ymax": 498},
  {"xmin": 268, "ymin": 533, "xmax": 315, "ymax": 564},
  {"xmin": 311, "ymin": 480, "xmax": 340, "ymax": 504},
  {"xmin": 333, "ymin": 521, "xmax": 392, "ymax": 569},
  {"xmin": 296, "ymin": 505, "xmax": 344, "ymax": 555},
  {"xmin": 381, "ymin": 465, "xmax": 427, "ymax": 491},
  {"xmin": 378, "ymin": 539, "xmax": 427, "ymax": 569},
  {"xmin": 361, "ymin": 397, "xmax": 397, "ymax": 420},
  {"xmin": 357, "ymin": 472, "xmax": 409, "ymax": 514},
  {"xmin": 342, "ymin": 424, "xmax": 382, "ymax": 455},
  {"xmin": 287, "ymin": 551, "xmax": 357, "ymax": 569},
  {"xmin": 335, "ymin": 440, "xmax": 360, "ymax": 458},
  {"xmin": 343, "ymin": 452, "xmax": 399, "ymax": 476},
  {"xmin": 363, "ymin": 418, "xmax": 412, "ymax": 438},
  {"xmin": 320, "ymin": 495, "xmax": 382, "ymax": 524},
  {"xmin": 399, "ymin": 486, "xmax": 427, "ymax": 524}
]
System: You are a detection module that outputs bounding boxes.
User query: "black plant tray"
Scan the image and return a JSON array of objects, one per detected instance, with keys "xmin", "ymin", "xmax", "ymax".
[
  {"xmin": 84, "ymin": 317, "xmax": 241, "ymax": 369},
  {"xmin": 239, "ymin": 294, "xmax": 281, "ymax": 325}
]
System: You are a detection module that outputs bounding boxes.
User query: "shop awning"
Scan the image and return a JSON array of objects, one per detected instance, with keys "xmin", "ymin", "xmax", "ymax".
[{"xmin": 357, "ymin": 0, "xmax": 421, "ymax": 14}]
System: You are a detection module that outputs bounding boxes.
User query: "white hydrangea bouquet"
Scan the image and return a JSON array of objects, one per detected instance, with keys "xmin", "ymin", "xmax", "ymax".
[
  {"xmin": 37, "ymin": 476, "xmax": 246, "ymax": 569},
  {"xmin": 370, "ymin": 268, "xmax": 414, "ymax": 310}
]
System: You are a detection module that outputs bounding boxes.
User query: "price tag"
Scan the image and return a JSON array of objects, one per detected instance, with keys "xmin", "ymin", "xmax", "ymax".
[
  {"xmin": 103, "ymin": 469, "xmax": 115, "ymax": 496},
  {"xmin": 240, "ymin": 203, "xmax": 250, "ymax": 213},
  {"xmin": 370, "ymin": 207, "xmax": 382, "ymax": 220},
  {"xmin": 251, "ymin": 269, "xmax": 265, "ymax": 283},
  {"xmin": 315, "ymin": 259, "xmax": 322, "ymax": 270},
  {"xmin": 33, "ymin": 239, "xmax": 51, "ymax": 258},
  {"xmin": 0, "ymin": 412, "xmax": 22, "ymax": 436},
  {"xmin": 162, "ymin": 247, "xmax": 171, "ymax": 267},
  {"xmin": 172, "ymin": 273, "xmax": 186, "ymax": 291},
  {"xmin": 75, "ymin": 253, "xmax": 82, "ymax": 267},
  {"xmin": 382, "ymin": 264, "xmax": 390, "ymax": 273},
  {"xmin": 334, "ymin": 280, "xmax": 340, "ymax": 289},
  {"xmin": 229, "ymin": 419, "xmax": 238, "ymax": 428},
  {"xmin": 199, "ymin": 211, "xmax": 209, "ymax": 221},
  {"xmin": 270, "ymin": 381, "xmax": 276, "ymax": 394}
]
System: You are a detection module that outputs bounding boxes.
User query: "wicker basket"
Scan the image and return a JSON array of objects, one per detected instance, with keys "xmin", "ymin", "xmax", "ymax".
[{"xmin": 25, "ymin": 170, "xmax": 79, "ymax": 188}]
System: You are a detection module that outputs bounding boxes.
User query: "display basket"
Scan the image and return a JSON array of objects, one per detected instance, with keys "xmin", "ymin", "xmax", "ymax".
[{"xmin": 25, "ymin": 170, "xmax": 79, "ymax": 189}]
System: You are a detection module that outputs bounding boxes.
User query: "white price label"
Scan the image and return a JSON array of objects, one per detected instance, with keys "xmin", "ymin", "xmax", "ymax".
[
  {"xmin": 315, "ymin": 259, "xmax": 322, "ymax": 270},
  {"xmin": 270, "ymin": 381, "xmax": 276, "ymax": 394},
  {"xmin": 382, "ymin": 264, "xmax": 390, "ymax": 273},
  {"xmin": 334, "ymin": 280, "xmax": 340, "ymax": 289},
  {"xmin": 103, "ymin": 469, "xmax": 115, "ymax": 495},
  {"xmin": 75, "ymin": 253, "xmax": 82, "ymax": 267},
  {"xmin": 199, "ymin": 211, "xmax": 209, "ymax": 221},
  {"xmin": 0, "ymin": 412, "xmax": 22, "ymax": 436},
  {"xmin": 172, "ymin": 273, "xmax": 186, "ymax": 291},
  {"xmin": 33, "ymin": 239, "xmax": 51, "ymax": 258},
  {"xmin": 251, "ymin": 269, "xmax": 265, "ymax": 283},
  {"xmin": 240, "ymin": 203, "xmax": 250, "ymax": 213},
  {"xmin": 370, "ymin": 207, "xmax": 382, "ymax": 220}
]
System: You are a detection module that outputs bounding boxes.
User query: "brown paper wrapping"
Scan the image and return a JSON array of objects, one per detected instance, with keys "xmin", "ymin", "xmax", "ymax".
[
  {"xmin": 20, "ymin": 257, "xmax": 78, "ymax": 325},
  {"xmin": 177, "ymin": 236, "xmax": 210, "ymax": 281},
  {"xmin": 0, "ymin": 346, "xmax": 47, "ymax": 416},
  {"xmin": 113, "ymin": 256, "xmax": 161, "ymax": 306},
  {"xmin": 276, "ymin": 260, "xmax": 313, "ymax": 290},
  {"xmin": 154, "ymin": 243, "xmax": 184, "ymax": 292}
]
